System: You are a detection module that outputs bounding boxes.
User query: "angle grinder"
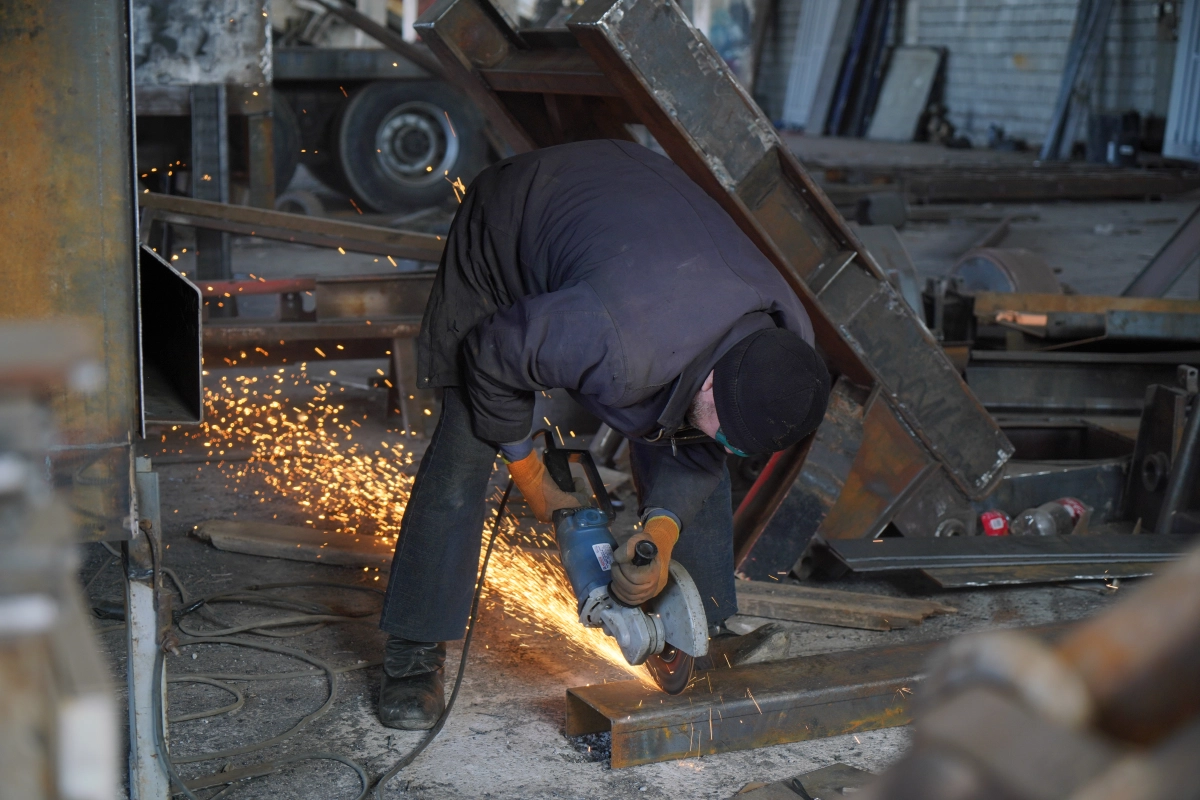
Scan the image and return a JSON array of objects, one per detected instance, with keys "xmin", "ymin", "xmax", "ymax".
[{"xmin": 543, "ymin": 443, "xmax": 708, "ymax": 694}]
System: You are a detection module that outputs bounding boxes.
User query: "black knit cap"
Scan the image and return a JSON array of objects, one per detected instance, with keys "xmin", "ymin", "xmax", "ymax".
[{"xmin": 712, "ymin": 329, "xmax": 830, "ymax": 456}]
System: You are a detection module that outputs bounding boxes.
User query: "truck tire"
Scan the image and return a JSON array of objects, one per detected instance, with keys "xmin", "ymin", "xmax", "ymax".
[
  {"xmin": 335, "ymin": 81, "xmax": 487, "ymax": 212},
  {"xmin": 273, "ymin": 90, "xmax": 301, "ymax": 194}
]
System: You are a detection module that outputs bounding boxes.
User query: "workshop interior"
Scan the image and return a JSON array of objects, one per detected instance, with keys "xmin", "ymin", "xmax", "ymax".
[{"xmin": 3, "ymin": 0, "xmax": 1200, "ymax": 797}]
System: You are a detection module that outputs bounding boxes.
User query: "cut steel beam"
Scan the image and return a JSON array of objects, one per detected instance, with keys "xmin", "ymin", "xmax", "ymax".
[
  {"xmin": 139, "ymin": 193, "xmax": 445, "ymax": 262},
  {"xmin": 566, "ymin": 638, "xmax": 931, "ymax": 767},
  {"xmin": 416, "ymin": 0, "xmax": 1013, "ymax": 577}
]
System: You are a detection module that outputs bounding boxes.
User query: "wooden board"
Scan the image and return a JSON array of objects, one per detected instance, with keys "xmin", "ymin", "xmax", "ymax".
[{"xmin": 735, "ymin": 579, "xmax": 955, "ymax": 631}]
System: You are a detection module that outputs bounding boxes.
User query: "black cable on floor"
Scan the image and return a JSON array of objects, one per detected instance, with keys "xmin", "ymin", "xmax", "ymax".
[{"xmin": 371, "ymin": 478, "xmax": 514, "ymax": 799}]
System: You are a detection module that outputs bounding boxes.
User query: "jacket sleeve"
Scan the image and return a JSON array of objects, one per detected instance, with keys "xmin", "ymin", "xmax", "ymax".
[{"xmin": 461, "ymin": 282, "xmax": 624, "ymax": 444}]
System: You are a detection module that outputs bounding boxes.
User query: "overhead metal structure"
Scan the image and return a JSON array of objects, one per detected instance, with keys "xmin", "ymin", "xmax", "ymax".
[{"xmin": 415, "ymin": 0, "xmax": 1013, "ymax": 579}]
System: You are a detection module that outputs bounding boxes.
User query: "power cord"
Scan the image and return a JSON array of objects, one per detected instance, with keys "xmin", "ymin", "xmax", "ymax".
[
  {"xmin": 371, "ymin": 479, "xmax": 513, "ymax": 798},
  {"xmin": 90, "ymin": 477, "xmax": 515, "ymax": 799}
]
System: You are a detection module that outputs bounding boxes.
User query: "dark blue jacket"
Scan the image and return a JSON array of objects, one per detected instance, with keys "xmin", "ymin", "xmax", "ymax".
[{"xmin": 417, "ymin": 140, "xmax": 814, "ymax": 456}]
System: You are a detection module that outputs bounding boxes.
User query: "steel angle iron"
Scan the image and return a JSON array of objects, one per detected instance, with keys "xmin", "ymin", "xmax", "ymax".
[{"xmin": 544, "ymin": 443, "xmax": 708, "ymax": 693}]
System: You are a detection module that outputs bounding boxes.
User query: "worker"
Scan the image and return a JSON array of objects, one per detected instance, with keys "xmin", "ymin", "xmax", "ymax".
[{"xmin": 377, "ymin": 139, "xmax": 830, "ymax": 730}]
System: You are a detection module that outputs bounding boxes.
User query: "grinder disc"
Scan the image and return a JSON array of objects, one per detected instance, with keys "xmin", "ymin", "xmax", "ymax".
[{"xmin": 645, "ymin": 645, "xmax": 694, "ymax": 695}]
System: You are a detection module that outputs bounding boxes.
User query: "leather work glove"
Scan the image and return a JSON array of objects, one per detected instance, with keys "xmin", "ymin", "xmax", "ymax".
[
  {"xmin": 506, "ymin": 449, "xmax": 585, "ymax": 523},
  {"xmin": 610, "ymin": 514, "xmax": 679, "ymax": 606}
]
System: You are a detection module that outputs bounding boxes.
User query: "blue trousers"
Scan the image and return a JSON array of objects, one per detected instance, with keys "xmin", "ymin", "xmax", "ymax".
[{"xmin": 379, "ymin": 387, "xmax": 738, "ymax": 642}]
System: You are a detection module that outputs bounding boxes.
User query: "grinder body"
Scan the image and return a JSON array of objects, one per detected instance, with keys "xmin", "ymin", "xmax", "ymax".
[{"xmin": 544, "ymin": 445, "xmax": 708, "ymax": 668}]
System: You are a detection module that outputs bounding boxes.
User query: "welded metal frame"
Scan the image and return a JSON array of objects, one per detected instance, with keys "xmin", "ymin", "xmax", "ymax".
[{"xmin": 414, "ymin": 0, "xmax": 1013, "ymax": 579}]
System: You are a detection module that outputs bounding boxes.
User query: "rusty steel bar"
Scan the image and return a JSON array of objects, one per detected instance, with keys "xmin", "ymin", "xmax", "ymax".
[
  {"xmin": 1057, "ymin": 544, "xmax": 1200, "ymax": 745},
  {"xmin": 139, "ymin": 193, "xmax": 445, "ymax": 262},
  {"xmin": 567, "ymin": 639, "xmax": 932, "ymax": 768}
]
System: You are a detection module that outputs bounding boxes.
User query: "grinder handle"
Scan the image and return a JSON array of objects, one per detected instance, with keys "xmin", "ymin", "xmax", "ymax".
[
  {"xmin": 632, "ymin": 540, "xmax": 658, "ymax": 566},
  {"xmin": 540, "ymin": 437, "xmax": 616, "ymax": 522}
]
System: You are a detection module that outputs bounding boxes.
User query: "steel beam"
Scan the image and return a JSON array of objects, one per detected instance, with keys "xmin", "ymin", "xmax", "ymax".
[
  {"xmin": 1122, "ymin": 204, "xmax": 1200, "ymax": 298},
  {"xmin": 139, "ymin": 193, "xmax": 445, "ymax": 262},
  {"xmin": 566, "ymin": 638, "xmax": 931, "ymax": 768},
  {"xmin": 812, "ymin": 534, "xmax": 1191, "ymax": 575}
]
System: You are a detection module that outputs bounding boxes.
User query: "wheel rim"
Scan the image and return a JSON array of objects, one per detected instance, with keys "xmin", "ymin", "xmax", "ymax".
[{"xmin": 373, "ymin": 101, "xmax": 459, "ymax": 188}]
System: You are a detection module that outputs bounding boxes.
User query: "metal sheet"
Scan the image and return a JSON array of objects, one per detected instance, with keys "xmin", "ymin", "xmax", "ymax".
[
  {"xmin": 978, "ymin": 458, "xmax": 1129, "ymax": 524},
  {"xmin": 865, "ymin": 46, "xmax": 942, "ymax": 143},
  {"xmin": 779, "ymin": 1, "xmax": 842, "ymax": 129},
  {"xmin": 1163, "ymin": 0, "xmax": 1200, "ymax": 162},
  {"xmin": 0, "ymin": 0, "xmax": 139, "ymax": 542},
  {"xmin": 817, "ymin": 534, "xmax": 1192, "ymax": 574},
  {"xmin": 566, "ymin": 639, "xmax": 932, "ymax": 768}
]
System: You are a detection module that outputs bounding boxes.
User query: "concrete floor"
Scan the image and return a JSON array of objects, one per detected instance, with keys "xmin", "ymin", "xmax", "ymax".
[
  {"xmin": 85, "ymin": 359, "xmax": 1120, "ymax": 800},
  {"xmin": 91, "ymin": 152, "xmax": 1197, "ymax": 799}
]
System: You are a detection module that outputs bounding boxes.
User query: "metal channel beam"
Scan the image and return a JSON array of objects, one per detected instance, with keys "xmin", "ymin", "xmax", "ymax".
[
  {"xmin": 815, "ymin": 534, "xmax": 1191, "ymax": 574},
  {"xmin": 566, "ymin": 638, "xmax": 932, "ymax": 768},
  {"xmin": 139, "ymin": 194, "xmax": 445, "ymax": 262}
]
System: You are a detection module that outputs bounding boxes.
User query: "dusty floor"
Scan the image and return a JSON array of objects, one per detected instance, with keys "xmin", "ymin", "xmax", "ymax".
[
  {"xmin": 90, "ymin": 152, "xmax": 1198, "ymax": 798},
  {"xmin": 84, "ymin": 358, "xmax": 1120, "ymax": 800}
]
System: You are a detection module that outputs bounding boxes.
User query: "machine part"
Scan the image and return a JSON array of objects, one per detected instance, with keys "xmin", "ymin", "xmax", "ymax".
[
  {"xmin": 553, "ymin": 449, "xmax": 707, "ymax": 671},
  {"xmin": 566, "ymin": 636, "xmax": 947, "ymax": 768},
  {"xmin": 315, "ymin": 273, "xmax": 435, "ymax": 321},
  {"xmin": 952, "ymin": 248, "xmax": 1062, "ymax": 295},
  {"xmin": 809, "ymin": 534, "xmax": 1190, "ymax": 576},
  {"xmin": 1121, "ymin": 204, "xmax": 1200, "ymax": 298},
  {"xmin": 1123, "ymin": 381, "xmax": 1199, "ymax": 530},
  {"xmin": 139, "ymin": 193, "xmax": 444, "ymax": 262},
  {"xmin": 576, "ymin": 558, "xmax": 708, "ymax": 667},
  {"xmin": 734, "ymin": 580, "xmax": 955, "ymax": 631},
  {"xmin": 644, "ymin": 646, "xmax": 693, "ymax": 696},
  {"xmin": 335, "ymin": 81, "xmax": 488, "ymax": 212}
]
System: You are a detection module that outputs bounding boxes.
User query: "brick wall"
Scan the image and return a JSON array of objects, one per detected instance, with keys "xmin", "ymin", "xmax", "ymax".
[{"xmin": 909, "ymin": 0, "xmax": 1169, "ymax": 146}]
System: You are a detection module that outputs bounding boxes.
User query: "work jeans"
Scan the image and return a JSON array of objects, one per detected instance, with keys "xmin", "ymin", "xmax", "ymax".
[{"xmin": 379, "ymin": 387, "xmax": 739, "ymax": 642}]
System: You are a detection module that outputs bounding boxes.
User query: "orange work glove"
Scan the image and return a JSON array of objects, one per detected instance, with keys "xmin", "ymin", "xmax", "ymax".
[
  {"xmin": 610, "ymin": 514, "xmax": 679, "ymax": 606},
  {"xmin": 506, "ymin": 450, "xmax": 583, "ymax": 523}
]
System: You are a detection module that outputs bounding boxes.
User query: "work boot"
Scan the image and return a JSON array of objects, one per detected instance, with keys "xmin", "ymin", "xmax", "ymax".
[{"xmin": 379, "ymin": 636, "xmax": 446, "ymax": 730}]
